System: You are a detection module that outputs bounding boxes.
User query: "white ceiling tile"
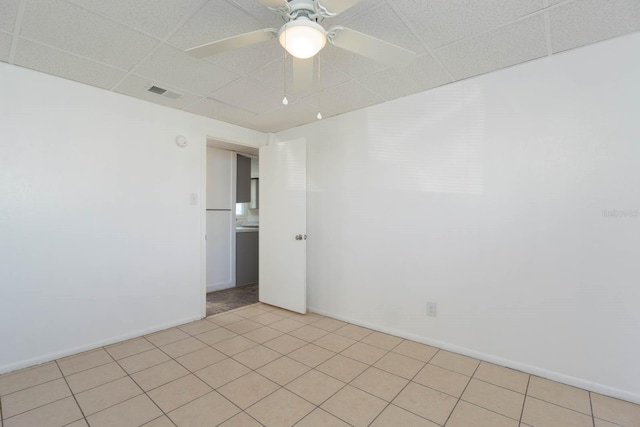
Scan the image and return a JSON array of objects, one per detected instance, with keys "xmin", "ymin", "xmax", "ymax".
[
  {"xmin": 236, "ymin": 99, "xmax": 319, "ymax": 133},
  {"xmin": 184, "ymin": 97, "xmax": 256, "ymax": 124},
  {"xmin": 67, "ymin": 0, "xmax": 208, "ymax": 39},
  {"xmin": 13, "ymin": 38, "xmax": 126, "ymax": 89},
  {"xmin": 249, "ymin": 56, "xmax": 350, "ymax": 99},
  {"xmin": 549, "ymin": 0, "xmax": 640, "ymax": 54},
  {"xmin": 135, "ymin": 44, "xmax": 239, "ymax": 96},
  {"xmin": 212, "ymin": 77, "xmax": 283, "ymax": 114},
  {"xmin": 328, "ymin": 0, "xmax": 386, "ymax": 25},
  {"xmin": 0, "ymin": 31, "xmax": 12, "ymax": 62},
  {"xmin": 436, "ymin": 14, "xmax": 548, "ymax": 81},
  {"xmin": 319, "ymin": 44, "xmax": 388, "ymax": 78},
  {"xmin": 358, "ymin": 54, "xmax": 451, "ymax": 101},
  {"xmin": 113, "ymin": 74, "xmax": 202, "ymax": 110},
  {"xmin": 168, "ymin": 0, "xmax": 263, "ymax": 50},
  {"xmin": 393, "ymin": 0, "xmax": 545, "ymax": 49},
  {"xmin": 336, "ymin": 3, "xmax": 426, "ymax": 54},
  {"xmin": 317, "ymin": 79, "xmax": 384, "ymax": 117},
  {"xmin": 204, "ymin": 39, "xmax": 283, "ymax": 76},
  {"xmin": 230, "ymin": 0, "xmax": 286, "ymax": 28},
  {"xmin": 0, "ymin": 0, "xmax": 20, "ymax": 33},
  {"xmin": 20, "ymin": 0, "xmax": 157, "ymax": 70}
]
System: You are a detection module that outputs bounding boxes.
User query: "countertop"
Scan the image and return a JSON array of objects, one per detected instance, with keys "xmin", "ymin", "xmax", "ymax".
[{"xmin": 236, "ymin": 226, "xmax": 259, "ymax": 233}]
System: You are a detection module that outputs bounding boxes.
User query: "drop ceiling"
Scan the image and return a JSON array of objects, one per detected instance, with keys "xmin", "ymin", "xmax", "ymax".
[{"xmin": 1, "ymin": 0, "xmax": 639, "ymax": 133}]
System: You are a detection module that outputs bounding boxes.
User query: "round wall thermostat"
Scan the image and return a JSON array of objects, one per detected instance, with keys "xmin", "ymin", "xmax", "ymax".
[{"xmin": 175, "ymin": 135, "xmax": 188, "ymax": 148}]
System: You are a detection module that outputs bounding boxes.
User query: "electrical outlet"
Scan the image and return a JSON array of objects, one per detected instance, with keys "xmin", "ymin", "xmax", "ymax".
[
  {"xmin": 189, "ymin": 193, "xmax": 198, "ymax": 206},
  {"xmin": 426, "ymin": 301, "xmax": 438, "ymax": 317}
]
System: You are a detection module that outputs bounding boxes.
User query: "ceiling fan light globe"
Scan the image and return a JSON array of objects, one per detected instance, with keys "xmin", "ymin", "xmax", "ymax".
[{"xmin": 279, "ymin": 20, "xmax": 326, "ymax": 59}]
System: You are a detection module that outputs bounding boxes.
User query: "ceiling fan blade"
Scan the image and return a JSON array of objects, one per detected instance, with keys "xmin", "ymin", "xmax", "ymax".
[
  {"xmin": 186, "ymin": 29, "xmax": 277, "ymax": 58},
  {"xmin": 317, "ymin": 0, "xmax": 364, "ymax": 15},
  {"xmin": 328, "ymin": 26, "xmax": 417, "ymax": 66},
  {"xmin": 257, "ymin": 0, "xmax": 289, "ymax": 9},
  {"xmin": 292, "ymin": 57, "xmax": 314, "ymax": 94}
]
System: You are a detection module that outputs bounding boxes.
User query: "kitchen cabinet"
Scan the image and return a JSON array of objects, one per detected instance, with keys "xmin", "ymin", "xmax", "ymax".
[
  {"xmin": 236, "ymin": 230, "xmax": 258, "ymax": 286},
  {"xmin": 236, "ymin": 154, "xmax": 251, "ymax": 203}
]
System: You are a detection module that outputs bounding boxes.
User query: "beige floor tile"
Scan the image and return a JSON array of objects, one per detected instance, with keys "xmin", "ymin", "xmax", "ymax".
[
  {"xmin": 286, "ymin": 370, "xmax": 345, "ymax": 405},
  {"xmin": 195, "ymin": 358, "xmax": 250, "ymax": 389},
  {"xmin": 147, "ymin": 374, "xmax": 212, "ymax": 413},
  {"xmin": 118, "ymin": 349, "xmax": 171, "ymax": 374},
  {"xmin": 218, "ymin": 372, "xmax": 279, "ymax": 409},
  {"xmin": 289, "ymin": 312, "xmax": 325, "ymax": 324},
  {"xmin": 0, "ymin": 363, "xmax": 62, "ymax": 396},
  {"xmin": 208, "ymin": 312, "xmax": 245, "ymax": 326},
  {"xmin": 288, "ymin": 344, "xmax": 336, "ymax": 367},
  {"xmin": 141, "ymin": 416, "xmax": 174, "ymax": 427},
  {"xmin": 66, "ymin": 362, "xmax": 126, "ymax": 394},
  {"xmin": 428, "ymin": 350, "xmax": 480, "ymax": 376},
  {"xmin": 247, "ymin": 388, "xmax": 315, "ymax": 426},
  {"xmin": 263, "ymin": 334, "xmax": 306, "ymax": 354},
  {"xmin": 175, "ymin": 347, "xmax": 227, "ymax": 372},
  {"xmin": 527, "ymin": 376, "xmax": 591, "ymax": 415},
  {"xmin": 522, "ymin": 396, "xmax": 593, "ymax": 427},
  {"xmin": 269, "ymin": 318, "xmax": 306, "ymax": 333},
  {"xmin": 321, "ymin": 385, "xmax": 387, "ymax": 427},
  {"xmin": 243, "ymin": 326, "xmax": 283, "ymax": 344},
  {"xmin": 168, "ymin": 391, "xmax": 239, "ymax": 427},
  {"xmin": 225, "ymin": 319, "xmax": 263, "ymax": 335},
  {"xmin": 159, "ymin": 337, "xmax": 207, "ymax": 358},
  {"xmin": 473, "ymin": 362, "xmax": 529, "ymax": 394},
  {"xmin": 361, "ymin": 332, "xmax": 403, "ymax": 350},
  {"xmin": 341, "ymin": 342, "xmax": 388, "ymax": 365},
  {"xmin": 131, "ymin": 360, "xmax": 189, "ymax": 391},
  {"xmin": 65, "ymin": 420, "xmax": 89, "ymax": 427},
  {"xmin": 75, "ymin": 376, "xmax": 142, "ymax": 415},
  {"xmin": 351, "ymin": 367, "xmax": 409, "ymax": 401},
  {"xmin": 334, "ymin": 324, "xmax": 374, "ymax": 341},
  {"xmin": 371, "ymin": 404, "xmax": 440, "ymax": 427},
  {"xmin": 591, "ymin": 393, "xmax": 640, "ymax": 427},
  {"xmin": 251, "ymin": 312, "xmax": 286, "ymax": 326},
  {"xmin": 289, "ymin": 325, "xmax": 330, "ymax": 342},
  {"xmin": 86, "ymin": 394, "xmax": 161, "ymax": 427},
  {"xmin": 105, "ymin": 338, "xmax": 155, "ymax": 360},
  {"xmin": 392, "ymin": 341, "xmax": 439, "ymax": 363},
  {"xmin": 213, "ymin": 336, "xmax": 259, "ymax": 356},
  {"xmin": 446, "ymin": 401, "xmax": 519, "ymax": 427},
  {"xmin": 462, "ymin": 379, "xmax": 524, "ymax": 420},
  {"xmin": 313, "ymin": 333, "xmax": 356, "ymax": 353},
  {"xmin": 413, "ymin": 364, "xmax": 470, "ymax": 398},
  {"xmin": 2, "ymin": 396, "xmax": 82, "ymax": 427},
  {"xmin": 312, "ymin": 317, "xmax": 348, "ymax": 332},
  {"xmin": 234, "ymin": 306, "xmax": 268, "ymax": 319},
  {"xmin": 317, "ymin": 354, "xmax": 368, "ymax": 383},
  {"xmin": 1, "ymin": 378, "xmax": 71, "ymax": 418},
  {"xmin": 267, "ymin": 307, "xmax": 298, "ymax": 318},
  {"xmin": 218, "ymin": 412, "xmax": 263, "ymax": 427},
  {"xmin": 178, "ymin": 319, "xmax": 219, "ymax": 336},
  {"xmin": 296, "ymin": 408, "xmax": 351, "ymax": 427},
  {"xmin": 233, "ymin": 345, "xmax": 281, "ymax": 369},
  {"xmin": 374, "ymin": 352, "xmax": 425, "ymax": 380},
  {"xmin": 393, "ymin": 382, "xmax": 458, "ymax": 425},
  {"xmin": 594, "ymin": 419, "xmax": 624, "ymax": 427},
  {"xmin": 195, "ymin": 327, "xmax": 237, "ymax": 345},
  {"xmin": 57, "ymin": 349, "xmax": 113, "ymax": 376},
  {"xmin": 145, "ymin": 328, "xmax": 190, "ymax": 347},
  {"xmin": 256, "ymin": 356, "xmax": 310, "ymax": 386}
]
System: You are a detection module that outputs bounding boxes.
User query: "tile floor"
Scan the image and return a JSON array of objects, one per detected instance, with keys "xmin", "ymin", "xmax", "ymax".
[
  {"xmin": 1, "ymin": 303, "xmax": 639, "ymax": 427},
  {"xmin": 206, "ymin": 284, "xmax": 259, "ymax": 316}
]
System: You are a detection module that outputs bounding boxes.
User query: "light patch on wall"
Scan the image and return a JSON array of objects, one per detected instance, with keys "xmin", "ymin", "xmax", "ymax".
[{"xmin": 365, "ymin": 84, "xmax": 485, "ymax": 195}]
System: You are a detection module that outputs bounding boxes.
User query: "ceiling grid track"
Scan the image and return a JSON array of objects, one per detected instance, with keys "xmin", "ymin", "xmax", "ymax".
[
  {"xmin": 7, "ymin": 0, "xmax": 27, "ymax": 64},
  {"xmin": 543, "ymin": 0, "xmax": 554, "ymax": 56}
]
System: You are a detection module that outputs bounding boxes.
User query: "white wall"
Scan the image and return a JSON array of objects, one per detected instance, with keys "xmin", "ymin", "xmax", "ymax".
[
  {"xmin": 0, "ymin": 62, "xmax": 267, "ymax": 373},
  {"xmin": 278, "ymin": 33, "xmax": 640, "ymax": 403}
]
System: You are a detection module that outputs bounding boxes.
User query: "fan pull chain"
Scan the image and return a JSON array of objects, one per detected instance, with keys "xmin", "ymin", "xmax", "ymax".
[
  {"xmin": 282, "ymin": 36, "xmax": 288, "ymax": 105},
  {"xmin": 316, "ymin": 55, "xmax": 322, "ymax": 120}
]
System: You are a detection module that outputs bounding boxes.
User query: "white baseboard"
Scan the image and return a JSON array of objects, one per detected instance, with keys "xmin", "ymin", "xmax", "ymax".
[
  {"xmin": 207, "ymin": 282, "xmax": 235, "ymax": 293},
  {"xmin": 308, "ymin": 306, "xmax": 640, "ymax": 405},
  {"xmin": 0, "ymin": 315, "xmax": 202, "ymax": 375}
]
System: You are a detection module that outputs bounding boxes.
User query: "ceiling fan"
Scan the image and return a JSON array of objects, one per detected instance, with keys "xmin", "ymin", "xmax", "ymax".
[{"xmin": 186, "ymin": 0, "xmax": 417, "ymax": 92}]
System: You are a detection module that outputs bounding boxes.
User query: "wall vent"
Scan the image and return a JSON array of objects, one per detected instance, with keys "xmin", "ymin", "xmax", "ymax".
[{"xmin": 147, "ymin": 85, "xmax": 182, "ymax": 100}]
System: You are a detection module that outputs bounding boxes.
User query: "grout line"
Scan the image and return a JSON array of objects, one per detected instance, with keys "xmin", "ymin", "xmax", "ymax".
[
  {"xmin": 54, "ymin": 360, "xmax": 87, "ymax": 425},
  {"xmin": 588, "ymin": 391, "xmax": 596, "ymax": 427},
  {"xmin": 441, "ymin": 357, "xmax": 482, "ymax": 426},
  {"xmin": 519, "ymin": 375, "xmax": 531, "ymax": 424},
  {"xmin": 7, "ymin": 0, "xmax": 27, "ymax": 64}
]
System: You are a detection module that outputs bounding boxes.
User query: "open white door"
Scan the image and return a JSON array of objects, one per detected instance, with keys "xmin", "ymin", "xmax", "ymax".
[{"xmin": 259, "ymin": 138, "xmax": 306, "ymax": 314}]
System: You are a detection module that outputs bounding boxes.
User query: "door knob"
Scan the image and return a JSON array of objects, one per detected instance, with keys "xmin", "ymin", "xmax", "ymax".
[{"xmin": 295, "ymin": 234, "xmax": 303, "ymax": 240}]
